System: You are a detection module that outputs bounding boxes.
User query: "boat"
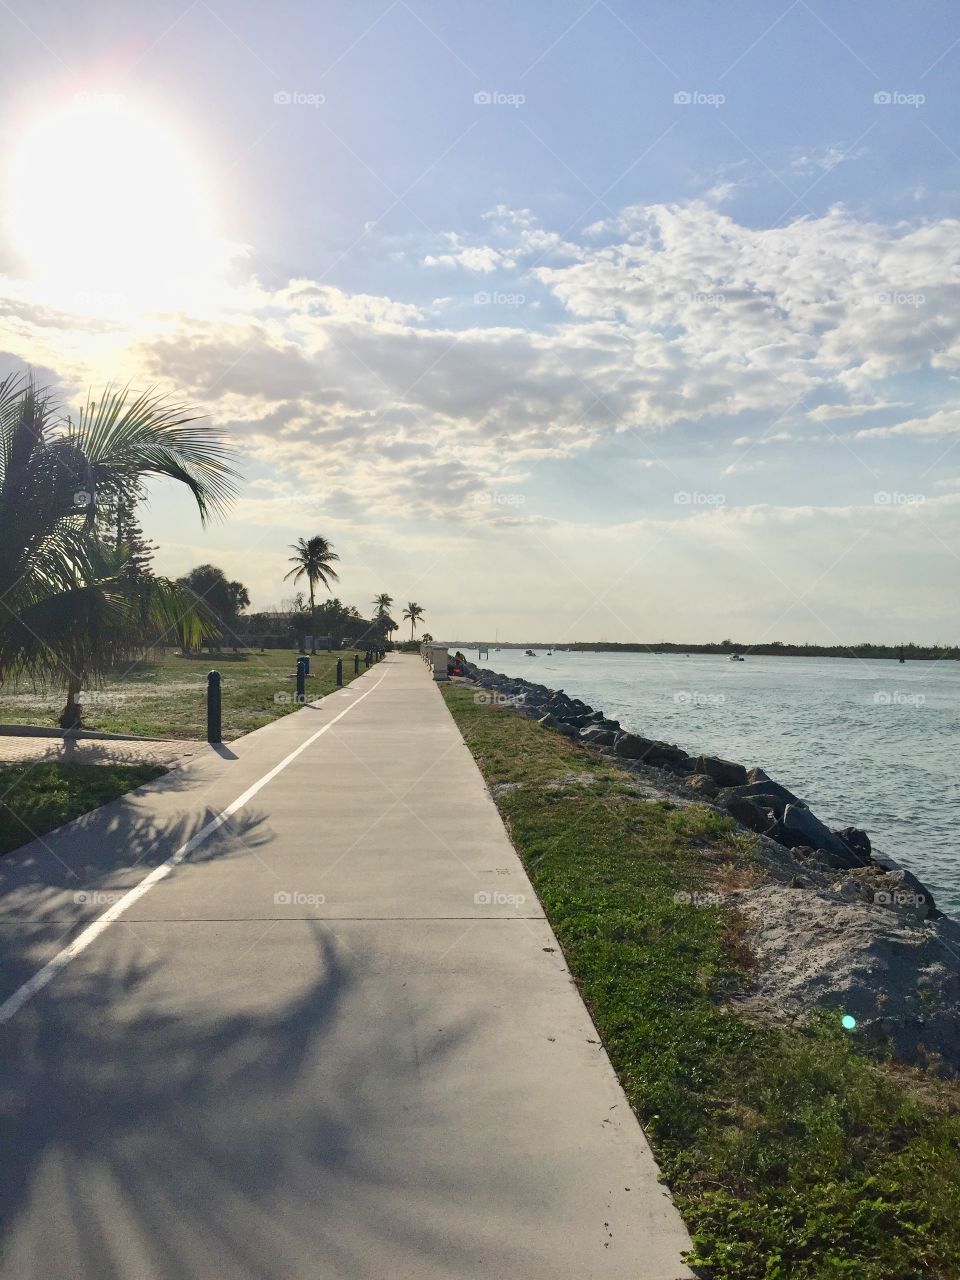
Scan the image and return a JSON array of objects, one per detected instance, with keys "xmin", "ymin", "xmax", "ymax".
[
  {"xmin": 524, "ymin": 649, "xmax": 536, "ymax": 657},
  {"xmin": 729, "ymin": 652, "xmax": 745, "ymax": 662}
]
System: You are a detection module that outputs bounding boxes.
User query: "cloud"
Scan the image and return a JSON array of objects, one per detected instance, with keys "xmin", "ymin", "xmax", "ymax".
[{"xmin": 3, "ymin": 196, "xmax": 960, "ymax": 532}]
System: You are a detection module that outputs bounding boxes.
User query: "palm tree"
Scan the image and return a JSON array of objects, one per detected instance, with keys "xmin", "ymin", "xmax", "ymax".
[
  {"xmin": 372, "ymin": 592, "xmax": 393, "ymax": 616},
  {"xmin": 284, "ymin": 536, "xmax": 340, "ymax": 653},
  {"xmin": 0, "ymin": 375, "xmax": 239, "ymax": 727},
  {"xmin": 402, "ymin": 601, "xmax": 425, "ymax": 641}
]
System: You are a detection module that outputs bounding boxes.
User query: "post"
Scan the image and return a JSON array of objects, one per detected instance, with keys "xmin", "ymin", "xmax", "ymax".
[
  {"xmin": 296, "ymin": 656, "xmax": 306, "ymax": 704},
  {"xmin": 354, "ymin": 653, "xmax": 360, "ymax": 675},
  {"xmin": 207, "ymin": 670, "xmax": 222, "ymax": 744},
  {"xmin": 336, "ymin": 658, "xmax": 343, "ymax": 687}
]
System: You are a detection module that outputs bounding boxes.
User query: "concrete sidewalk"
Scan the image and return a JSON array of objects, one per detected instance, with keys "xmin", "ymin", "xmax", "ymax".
[{"xmin": 0, "ymin": 654, "xmax": 693, "ymax": 1280}]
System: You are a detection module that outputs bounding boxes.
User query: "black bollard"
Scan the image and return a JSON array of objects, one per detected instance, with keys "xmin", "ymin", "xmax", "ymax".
[
  {"xmin": 296, "ymin": 656, "xmax": 306, "ymax": 704},
  {"xmin": 354, "ymin": 653, "xmax": 360, "ymax": 675},
  {"xmin": 336, "ymin": 658, "xmax": 343, "ymax": 687},
  {"xmin": 207, "ymin": 670, "xmax": 222, "ymax": 744}
]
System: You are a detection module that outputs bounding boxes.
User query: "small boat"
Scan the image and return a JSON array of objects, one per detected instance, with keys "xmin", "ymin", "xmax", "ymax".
[
  {"xmin": 524, "ymin": 649, "xmax": 536, "ymax": 657},
  {"xmin": 729, "ymin": 652, "xmax": 745, "ymax": 662}
]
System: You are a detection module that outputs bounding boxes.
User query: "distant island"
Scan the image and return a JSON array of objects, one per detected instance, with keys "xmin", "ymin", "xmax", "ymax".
[{"xmin": 445, "ymin": 641, "xmax": 959, "ymax": 660}]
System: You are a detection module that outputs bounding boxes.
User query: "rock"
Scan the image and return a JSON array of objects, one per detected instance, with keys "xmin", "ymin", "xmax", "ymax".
[
  {"xmin": 721, "ymin": 793, "xmax": 778, "ymax": 835},
  {"xmin": 836, "ymin": 826, "xmax": 871, "ymax": 861},
  {"xmin": 684, "ymin": 774, "xmax": 719, "ymax": 798},
  {"xmin": 538, "ymin": 713, "xmax": 559, "ymax": 729},
  {"xmin": 746, "ymin": 766, "xmax": 771, "ymax": 783},
  {"xmin": 780, "ymin": 804, "xmax": 866, "ymax": 866},
  {"xmin": 873, "ymin": 864, "xmax": 937, "ymax": 919},
  {"xmin": 695, "ymin": 755, "xmax": 749, "ymax": 787},
  {"xmin": 555, "ymin": 722, "xmax": 580, "ymax": 738},
  {"xmin": 721, "ymin": 779, "xmax": 805, "ymax": 818},
  {"xmin": 612, "ymin": 732, "xmax": 656, "ymax": 760},
  {"xmin": 579, "ymin": 727, "xmax": 618, "ymax": 746}
]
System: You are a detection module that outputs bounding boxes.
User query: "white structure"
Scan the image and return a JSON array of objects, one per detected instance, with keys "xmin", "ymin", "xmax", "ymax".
[{"xmin": 421, "ymin": 642, "xmax": 449, "ymax": 681}]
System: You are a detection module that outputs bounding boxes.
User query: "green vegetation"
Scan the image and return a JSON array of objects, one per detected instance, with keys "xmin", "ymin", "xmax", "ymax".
[
  {"xmin": 0, "ymin": 374, "xmax": 239, "ymax": 728},
  {"xmin": 443, "ymin": 686, "xmax": 960, "ymax": 1279},
  {"xmin": 0, "ymin": 761, "xmax": 166, "ymax": 858},
  {"xmin": 0, "ymin": 648, "xmax": 365, "ymax": 741}
]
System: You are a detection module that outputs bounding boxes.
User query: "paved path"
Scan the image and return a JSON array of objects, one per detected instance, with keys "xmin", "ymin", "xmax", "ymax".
[{"xmin": 0, "ymin": 654, "xmax": 692, "ymax": 1280}]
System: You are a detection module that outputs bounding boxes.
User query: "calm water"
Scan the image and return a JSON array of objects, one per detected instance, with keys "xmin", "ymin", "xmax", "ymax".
[{"xmin": 478, "ymin": 649, "xmax": 960, "ymax": 916}]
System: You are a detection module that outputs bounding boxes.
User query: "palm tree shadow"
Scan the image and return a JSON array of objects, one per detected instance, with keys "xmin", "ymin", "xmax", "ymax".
[{"xmin": 0, "ymin": 924, "xmax": 504, "ymax": 1279}]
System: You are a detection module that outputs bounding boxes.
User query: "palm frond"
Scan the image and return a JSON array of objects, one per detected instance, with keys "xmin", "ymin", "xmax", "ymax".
[{"xmin": 64, "ymin": 384, "xmax": 240, "ymax": 524}]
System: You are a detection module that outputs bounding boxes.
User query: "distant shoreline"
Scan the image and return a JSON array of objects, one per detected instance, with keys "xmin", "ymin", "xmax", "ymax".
[{"xmin": 444, "ymin": 642, "xmax": 959, "ymax": 661}]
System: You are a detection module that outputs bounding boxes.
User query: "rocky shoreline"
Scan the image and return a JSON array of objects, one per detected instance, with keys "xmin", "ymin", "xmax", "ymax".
[{"xmin": 458, "ymin": 657, "xmax": 960, "ymax": 1077}]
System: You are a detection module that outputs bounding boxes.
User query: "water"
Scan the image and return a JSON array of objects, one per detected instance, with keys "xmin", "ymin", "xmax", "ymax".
[{"xmin": 477, "ymin": 649, "xmax": 960, "ymax": 916}]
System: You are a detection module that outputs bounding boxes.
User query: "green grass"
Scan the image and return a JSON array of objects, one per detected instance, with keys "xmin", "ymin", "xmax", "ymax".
[
  {"xmin": 0, "ymin": 648, "xmax": 368, "ymax": 741},
  {"xmin": 0, "ymin": 761, "xmax": 166, "ymax": 857},
  {"xmin": 443, "ymin": 686, "xmax": 960, "ymax": 1280}
]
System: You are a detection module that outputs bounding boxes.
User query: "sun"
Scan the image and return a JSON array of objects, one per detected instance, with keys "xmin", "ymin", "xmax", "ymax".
[{"xmin": 4, "ymin": 94, "xmax": 229, "ymax": 313}]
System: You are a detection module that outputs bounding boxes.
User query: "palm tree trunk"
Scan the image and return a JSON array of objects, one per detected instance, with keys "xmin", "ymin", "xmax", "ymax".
[
  {"xmin": 309, "ymin": 579, "xmax": 317, "ymax": 654},
  {"xmin": 58, "ymin": 676, "xmax": 83, "ymax": 731}
]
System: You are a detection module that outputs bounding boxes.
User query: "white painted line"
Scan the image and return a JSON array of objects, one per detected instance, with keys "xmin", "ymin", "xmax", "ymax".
[{"xmin": 0, "ymin": 669, "xmax": 390, "ymax": 1025}]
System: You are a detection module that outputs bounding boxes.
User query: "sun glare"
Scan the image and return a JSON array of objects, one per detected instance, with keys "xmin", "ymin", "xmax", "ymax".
[{"xmin": 5, "ymin": 94, "xmax": 228, "ymax": 313}]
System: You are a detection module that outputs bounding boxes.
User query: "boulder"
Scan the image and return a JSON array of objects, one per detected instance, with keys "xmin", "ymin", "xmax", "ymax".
[
  {"xmin": 781, "ymin": 804, "xmax": 866, "ymax": 866},
  {"xmin": 695, "ymin": 755, "xmax": 748, "ymax": 787},
  {"xmin": 746, "ymin": 766, "xmax": 770, "ymax": 783},
  {"xmin": 555, "ymin": 722, "xmax": 580, "ymax": 738},
  {"xmin": 721, "ymin": 779, "xmax": 805, "ymax": 818},
  {"xmin": 723, "ymin": 794, "xmax": 776, "ymax": 834},
  {"xmin": 684, "ymin": 774, "xmax": 720, "ymax": 799},
  {"xmin": 836, "ymin": 826, "xmax": 871, "ymax": 861},
  {"xmin": 538, "ymin": 713, "xmax": 559, "ymax": 729},
  {"xmin": 580, "ymin": 727, "xmax": 618, "ymax": 746},
  {"xmin": 612, "ymin": 732, "xmax": 656, "ymax": 760}
]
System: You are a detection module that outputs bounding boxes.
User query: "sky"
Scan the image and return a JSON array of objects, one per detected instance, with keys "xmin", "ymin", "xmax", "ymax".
[{"xmin": 1, "ymin": 0, "xmax": 960, "ymax": 643}]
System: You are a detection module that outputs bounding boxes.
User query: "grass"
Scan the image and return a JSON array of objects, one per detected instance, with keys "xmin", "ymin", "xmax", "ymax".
[
  {"xmin": 0, "ymin": 648, "xmax": 368, "ymax": 741},
  {"xmin": 0, "ymin": 761, "xmax": 166, "ymax": 858},
  {"xmin": 443, "ymin": 686, "xmax": 960, "ymax": 1280}
]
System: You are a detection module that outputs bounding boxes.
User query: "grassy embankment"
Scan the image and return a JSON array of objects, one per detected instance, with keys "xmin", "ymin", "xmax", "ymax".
[
  {"xmin": 0, "ymin": 648, "xmax": 365, "ymax": 741},
  {"xmin": 0, "ymin": 761, "xmax": 166, "ymax": 858},
  {"xmin": 443, "ymin": 685, "xmax": 960, "ymax": 1280}
]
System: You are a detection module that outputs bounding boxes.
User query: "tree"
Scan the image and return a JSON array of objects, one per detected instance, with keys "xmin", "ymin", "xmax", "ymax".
[
  {"xmin": 284, "ymin": 536, "xmax": 340, "ymax": 653},
  {"xmin": 372, "ymin": 592, "xmax": 393, "ymax": 616},
  {"xmin": 0, "ymin": 375, "xmax": 239, "ymax": 726},
  {"xmin": 421, "ymin": 632, "xmax": 433, "ymax": 643},
  {"xmin": 402, "ymin": 601, "xmax": 425, "ymax": 641},
  {"xmin": 177, "ymin": 565, "xmax": 250, "ymax": 649}
]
